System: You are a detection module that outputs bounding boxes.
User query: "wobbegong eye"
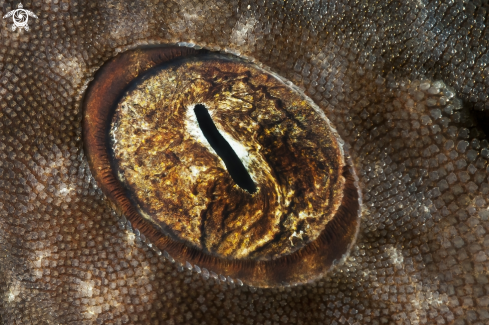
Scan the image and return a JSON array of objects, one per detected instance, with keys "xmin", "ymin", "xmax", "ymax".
[{"xmin": 82, "ymin": 45, "xmax": 361, "ymax": 287}]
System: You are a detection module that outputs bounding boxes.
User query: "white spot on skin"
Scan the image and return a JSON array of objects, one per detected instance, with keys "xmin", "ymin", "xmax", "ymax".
[
  {"xmin": 33, "ymin": 250, "xmax": 51, "ymax": 268},
  {"xmin": 59, "ymin": 185, "xmax": 69, "ymax": 195},
  {"xmin": 385, "ymin": 245, "xmax": 404, "ymax": 266},
  {"xmin": 56, "ymin": 53, "xmax": 85, "ymax": 84},
  {"xmin": 231, "ymin": 15, "xmax": 257, "ymax": 46},
  {"xmin": 6, "ymin": 281, "xmax": 20, "ymax": 303},
  {"xmin": 181, "ymin": 9, "xmax": 200, "ymax": 22},
  {"xmin": 407, "ymin": 281, "xmax": 448, "ymax": 324},
  {"xmin": 86, "ymin": 305, "xmax": 102, "ymax": 318},
  {"xmin": 79, "ymin": 281, "xmax": 94, "ymax": 298},
  {"xmin": 126, "ymin": 231, "xmax": 135, "ymax": 245},
  {"xmin": 58, "ymin": 183, "xmax": 75, "ymax": 197}
]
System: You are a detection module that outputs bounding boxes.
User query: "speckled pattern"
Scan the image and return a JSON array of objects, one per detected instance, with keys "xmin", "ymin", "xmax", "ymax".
[{"xmin": 0, "ymin": 0, "xmax": 489, "ymax": 324}]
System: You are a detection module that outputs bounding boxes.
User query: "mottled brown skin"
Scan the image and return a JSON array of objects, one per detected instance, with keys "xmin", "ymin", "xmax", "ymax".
[{"xmin": 1, "ymin": 0, "xmax": 489, "ymax": 324}]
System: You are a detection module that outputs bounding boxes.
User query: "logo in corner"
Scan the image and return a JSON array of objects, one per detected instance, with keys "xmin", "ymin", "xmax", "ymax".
[{"xmin": 3, "ymin": 3, "xmax": 37, "ymax": 31}]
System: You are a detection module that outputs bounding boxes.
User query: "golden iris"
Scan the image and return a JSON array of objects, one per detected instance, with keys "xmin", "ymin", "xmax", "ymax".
[{"xmin": 83, "ymin": 46, "xmax": 361, "ymax": 287}]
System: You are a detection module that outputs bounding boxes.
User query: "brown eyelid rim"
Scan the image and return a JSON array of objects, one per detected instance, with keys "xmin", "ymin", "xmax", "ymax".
[{"xmin": 82, "ymin": 46, "xmax": 361, "ymax": 288}]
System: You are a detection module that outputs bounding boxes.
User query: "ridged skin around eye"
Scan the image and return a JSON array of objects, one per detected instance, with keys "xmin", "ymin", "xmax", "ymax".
[{"xmin": 1, "ymin": 0, "xmax": 489, "ymax": 324}]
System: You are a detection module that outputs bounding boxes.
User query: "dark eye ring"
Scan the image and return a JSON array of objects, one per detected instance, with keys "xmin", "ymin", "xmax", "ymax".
[{"xmin": 82, "ymin": 45, "xmax": 361, "ymax": 287}]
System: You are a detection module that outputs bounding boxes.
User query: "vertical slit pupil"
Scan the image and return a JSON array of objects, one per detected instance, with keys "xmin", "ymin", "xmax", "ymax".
[{"xmin": 194, "ymin": 104, "xmax": 257, "ymax": 194}]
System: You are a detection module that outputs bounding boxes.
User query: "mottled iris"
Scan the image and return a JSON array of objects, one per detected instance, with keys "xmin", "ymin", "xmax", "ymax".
[
  {"xmin": 83, "ymin": 48, "xmax": 360, "ymax": 286},
  {"xmin": 110, "ymin": 54, "xmax": 347, "ymax": 261}
]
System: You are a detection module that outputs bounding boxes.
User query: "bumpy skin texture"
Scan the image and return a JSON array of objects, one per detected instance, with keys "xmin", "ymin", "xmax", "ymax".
[{"xmin": 1, "ymin": 0, "xmax": 489, "ymax": 324}]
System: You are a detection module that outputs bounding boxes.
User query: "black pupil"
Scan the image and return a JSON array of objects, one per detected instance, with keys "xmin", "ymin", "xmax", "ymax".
[{"xmin": 194, "ymin": 104, "xmax": 257, "ymax": 194}]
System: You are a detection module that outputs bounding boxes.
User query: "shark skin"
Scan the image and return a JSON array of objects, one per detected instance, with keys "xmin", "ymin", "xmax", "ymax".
[{"xmin": 0, "ymin": 0, "xmax": 489, "ymax": 324}]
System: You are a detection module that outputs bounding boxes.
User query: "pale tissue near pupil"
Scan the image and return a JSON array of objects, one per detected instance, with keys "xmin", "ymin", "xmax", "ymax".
[
  {"xmin": 194, "ymin": 103, "xmax": 257, "ymax": 194},
  {"xmin": 0, "ymin": 0, "xmax": 488, "ymax": 324}
]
